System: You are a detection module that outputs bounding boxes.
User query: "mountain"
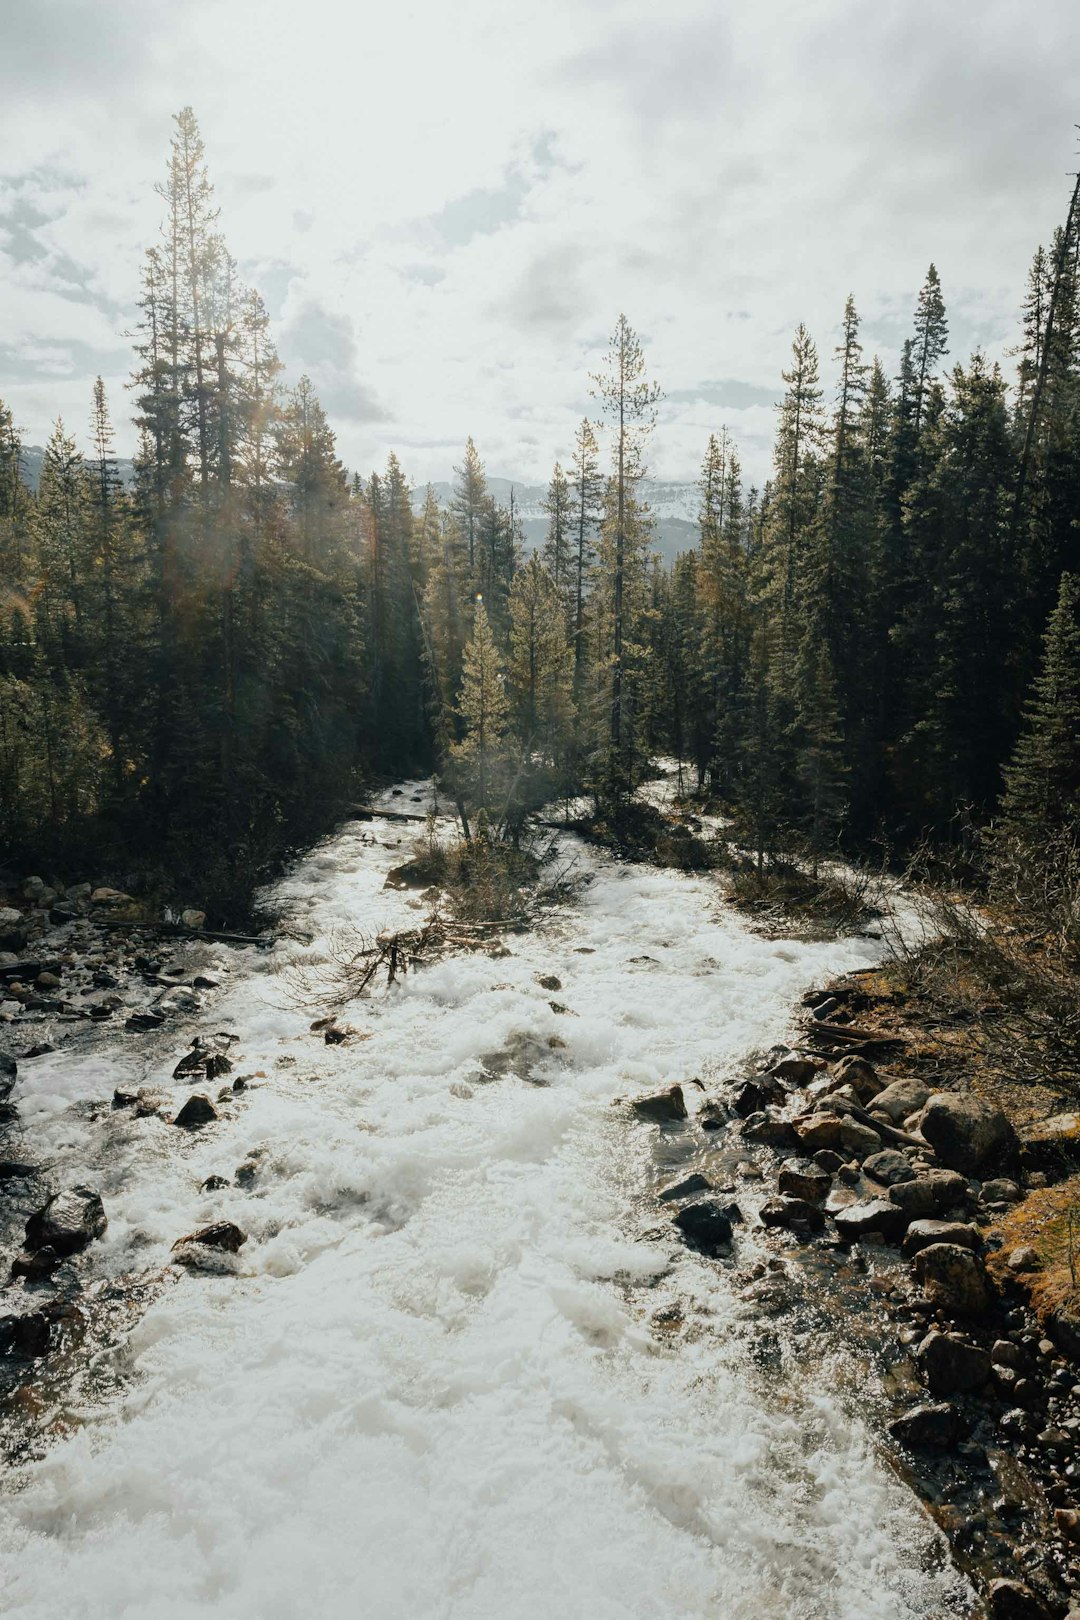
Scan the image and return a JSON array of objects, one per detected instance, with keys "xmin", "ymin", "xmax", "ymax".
[
  {"xmin": 19, "ymin": 444, "xmax": 137, "ymax": 491},
  {"xmin": 409, "ymin": 476, "xmax": 701, "ymax": 565}
]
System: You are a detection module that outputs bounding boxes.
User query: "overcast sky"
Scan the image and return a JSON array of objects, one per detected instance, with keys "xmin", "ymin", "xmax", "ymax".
[{"xmin": 2, "ymin": 0, "xmax": 1079, "ymax": 489}]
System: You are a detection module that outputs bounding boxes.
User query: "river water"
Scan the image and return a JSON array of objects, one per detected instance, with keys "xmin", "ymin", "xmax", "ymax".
[{"xmin": 0, "ymin": 785, "xmax": 972, "ymax": 1618}]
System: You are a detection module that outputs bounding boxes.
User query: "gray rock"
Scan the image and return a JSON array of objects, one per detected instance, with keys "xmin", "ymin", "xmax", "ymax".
[
  {"xmin": 658, "ymin": 1173, "xmax": 712, "ymax": 1203},
  {"xmin": 987, "ymin": 1579, "xmax": 1052, "ymax": 1620},
  {"xmin": 872, "ymin": 1078, "xmax": 931, "ymax": 1123},
  {"xmin": 768, "ymin": 1056, "xmax": 818, "ymax": 1085},
  {"xmin": 916, "ymin": 1331, "xmax": 991, "ymax": 1394},
  {"xmin": 888, "ymin": 1401, "xmax": 966, "ymax": 1449},
  {"xmin": 759, "ymin": 1195, "xmax": 825, "ymax": 1233},
  {"xmin": 888, "ymin": 1170, "xmax": 968, "ymax": 1218},
  {"xmin": 631, "ymin": 1085, "xmax": 688, "ymax": 1124},
  {"xmin": 830, "ymin": 1055, "xmax": 884, "ymax": 1102},
  {"xmin": 913, "ymin": 1243, "xmax": 994, "ymax": 1314},
  {"xmin": 741, "ymin": 1112, "xmax": 800, "ymax": 1152},
  {"xmin": 732, "ymin": 1075, "xmax": 784, "ymax": 1117},
  {"xmin": 673, "ymin": 1201, "xmax": 735, "ymax": 1257},
  {"xmin": 902, "ymin": 1220, "xmax": 979, "ymax": 1257},
  {"xmin": 920, "ymin": 1092, "xmax": 1019, "ymax": 1176},
  {"xmin": 863, "ymin": 1148, "xmax": 916, "ymax": 1186},
  {"xmin": 173, "ymin": 1094, "xmax": 218, "ymax": 1128},
  {"xmin": 981, "ymin": 1178, "xmax": 1021, "ymax": 1204},
  {"xmin": 25, "ymin": 1186, "xmax": 107, "ymax": 1256},
  {"xmin": 833, "ymin": 1198, "xmax": 909, "ymax": 1242}
]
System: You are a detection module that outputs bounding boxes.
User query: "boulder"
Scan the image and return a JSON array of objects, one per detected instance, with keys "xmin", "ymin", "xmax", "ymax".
[
  {"xmin": 1007, "ymin": 1244, "xmax": 1041, "ymax": 1273},
  {"xmin": 916, "ymin": 1330, "xmax": 991, "ymax": 1395},
  {"xmin": 768, "ymin": 1056, "xmax": 819, "ymax": 1085},
  {"xmin": 836, "ymin": 1118, "xmax": 883, "ymax": 1158},
  {"xmin": 830, "ymin": 1055, "xmax": 884, "ymax": 1102},
  {"xmin": 777, "ymin": 1158, "xmax": 830, "ymax": 1203},
  {"xmin": 90, "ymin": 887, "xmax": 134, "ymax": 907},
  {"xmin": 0, "ymin": 908, "xmax": 27, "ymax": 951},
  {"xmin": 872, "ymin": 1078, "xmax": 931, "ymax": 1123},
  {"xmin": 0, "ymin": 1301, "xmax": 85, "ymax": 1358},
  {"xmin": 173, "ymin": 1094, "xmax": 218, "ymax": 1129},
  {"xmin": 987, "ymin": 1580, "xmax": 1052, "ymax": 1620},
  {"xmin": 887, "ymin": 1401, "xmax": 967, "ymax": 1449},
  {"xmin": 1020, "ymin": 1113, "xmax": 1080, "ymax": 1176},
  {"xmin": 863, "ymin": 1148, "xmax": 916, "ymax": 1186},
  {"xmin": 833, "ymin": 1198, "xmax": 909, "ymax": 1242},
  {"xmin": 181, "ymin": 908, "xmax": 207, "ymax": 930},
  {"xmin": 741, "ymin": 1112, "xmax": 800, "ymax": 1152},
  {"xmin": 913, "ymin": 1243, "xmax": 994, "ymax": 1315},
  {"xmin": 888, "ymin": 1170, "xmax": 968, "ymax": 1219},
  {"xmin": 920, "ymin": 1092, "xmax": 1019, "ymax": 1176},
  {"xmin": 172, "ymin": 1221, "xmax": 246, "ymax": 1254},
  {"xmin": 631, "ymin": 1085, "xmax": 688, "ymax": 1124},
  {"xmin": 673, "ymin": 1201, "xmax": 735, "ymax": 1257},
  {"xmin": 25, "ymin": 1186, "xmax": 107, "ymax": 1256},
  {"xmin": 759, "ymin": 1195, "xmax": 825, "ymax": 1233},
  {"xmin": 981, "ymin": 1178, "xmax": 1021, "ymax": 1204},
  {"xmin": 658, "ymin": 1173, "xmax": 712, "ymax": 1203},
  {"xmin": 902, "ymin": 1220, "xmax": 979, "ymax": 1258},
  {"xmin": 733, "ymin": 1076, "xmax": 784, "ymax": 1117}
]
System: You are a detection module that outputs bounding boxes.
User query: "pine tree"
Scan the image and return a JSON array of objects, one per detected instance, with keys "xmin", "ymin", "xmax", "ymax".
[
  {"xmin": 912, "ymin": 263, "xmax": 949, "ymax": 436},
  {"xmin": 508, "ymin": 555, "xmax": 573, "ymax": 766},
  {"xmin": 999, "ymin": 571, "xmax": 1080, "ymax": 839},
  {"xmin": 541, "ymin": 462, "xmax": 573, "ymax": 601},
  {"xmin": 452, "ymin": 437, "xmax": 487, "ymax": 574},
  {"xmin": 569, "ymin": 416, "xmax": 602, "ymax": 694},
  {"xmin": 453, "ymin": 598, "xmax": 511, "ymax": 815}
]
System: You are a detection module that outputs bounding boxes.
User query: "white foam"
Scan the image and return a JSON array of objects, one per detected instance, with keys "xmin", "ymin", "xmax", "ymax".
[{"xmin": 0, "ymin": 783, "xmax": 970, "ymax": 1618}]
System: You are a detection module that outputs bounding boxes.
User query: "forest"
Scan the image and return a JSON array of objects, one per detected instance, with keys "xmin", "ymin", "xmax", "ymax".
[{"xmin": 1, "ymin": 107, "xmax": 1078, "ymax": 925}]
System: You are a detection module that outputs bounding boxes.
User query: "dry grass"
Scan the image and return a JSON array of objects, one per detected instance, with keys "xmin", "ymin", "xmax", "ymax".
[{"xmin": 987, "ymin": 1175, "xmax": 1080, "ymax": 1325}]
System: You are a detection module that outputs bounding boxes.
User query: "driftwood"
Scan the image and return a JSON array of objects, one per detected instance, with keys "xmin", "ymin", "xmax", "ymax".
[
  {"xmin": 804, "ymin": 1019, "xmax": 905, "ymax": 1046},
  {"xmin": 94, "ymin": 919, "xmax": 271, "ymax": 947}
]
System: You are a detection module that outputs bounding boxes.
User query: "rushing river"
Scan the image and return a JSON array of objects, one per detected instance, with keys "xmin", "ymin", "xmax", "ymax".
[{"xmin": 0, "ymin": 785, "xmax": 972, "ymax": 1618}]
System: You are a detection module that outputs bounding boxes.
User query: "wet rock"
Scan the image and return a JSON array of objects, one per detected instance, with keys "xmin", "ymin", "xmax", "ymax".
[
  {"xmin": 914, "ymin": 1243, "xmax": 994, "ymax": 1314},
  {"xmin": 872, "ymin": 1078, "xmax": 931, "ymax": 1124},
  {"xmin": 0, "ymin": 1301, "xmax": 85, "ymax": 1358},
  {"xmin": 863, "ymin": 1148, "xmax": 916, "ymax": 1186},
  {"xmin": 126, "ymin": 1010, "xmax": 166, "ymax": 1032},
  {"xmin": 201, "ymin": 1174, "xmax": 230, "ymax": 1192},
  {"xmin": 672, "ymin": 1201, "xmax": 735, "ymax": 1257},
  {"xmin": 0, "ymin": 1160, "xmax": 36, "ymax": 1181},
  {"xmin": 741, "ymin": 1112, "xmax": 800, "ymax": 1152},
  {"xmin": 888, "ymin": 1170, "xmax": 968, "ymax": 1219},
  {"xmin": 759, "ymin": 1195, "xmax": 825, "ymax": 1233},
  {"xmin": 112, "ymin": 1086, "xmax": 138, "ymax": 1107},
  {"xmin": 658, "ymin": 1173, "xmax": 712, "ymax": 1203},
  {"xmin": 631, "ymin": 1085, "xmax": 688, "ymax": 1124},
  {"xmin": 173, "ymin": 1094, "xmax": 218, "ymax": 1128},
  {"xmin": 768, "ymin": 1056, "xmax": 818, "ymax": 1085},
  {"xmin": 0, "ymin": 1051, "xmax": 16, "ymax": 1097},
  {"xmin": 172, "ymin": 1221, "xmax": 246, "ymax": 1254},
  {"xmin": 8, "ymin": 1245, "xmax": 60, "ymax": 1283},
  {"xmin": 134, "ymin": 1086, "xmax": 171, "ymax": 1117},
  {"xmin": 777, "ymin": 1158, "xmax": 830, "ymax": 1202},
  {"xmin": 992, "ymin": 1339, "xmax": 1033, "ymax": 1373},
  {"xmin": 794, "ymin": 1113, "xmax": 847, "ymax": 1152},
  {"xmin": 920, "ymin": 1092, "xmax": 1020, "ymax": 1176},
  {"xmin": 733, "ymin": 1075, "xmax": 784, "ymax": 1117},
  {"xmin": 902, "ymin": 1220, "xmax": 980, "ymax": 1257},
  {"xmin": 35, "ymin": 970, "xmax": 61, "ymax": 991},
  {"xmin": 536, "ymin": 974, "xmax": 562, "ymax": 991},
  {"xmin": 91, "ymin": 887, "xmax": 134, "ymax": 907},
  {"xmin": 830, "ymin": 1055, "xmax": 884, "ymax": 1102},
  {"xmin": 987, "ymin": 1578, "xmax": 1052, "ymax": 1619},
  {"xmin": 193, "ymin": 971, "xmax": 221, "ymax": 990},
  {"xmin": 917, "ymin": 1331, "xmax": 992, "ymax": 1395},
  {"xmin": 25, "ymin": 1186, "xmax": 107, "ymax": 1256},
  {"xmin": 888, "ymin": 1401, "xmax": 967, "ymax": 1450},
  {"xmin": 982, "ymin": 1178, "xmax": 1022, "ymax": 1204},
  {"xmin": 812, "ymin": 1149, "xmax": 846, "ymax": 1174},
  {"xmin": 205, "ymin": 1052, "xmax": 233, "ymax": 1079},
  {"xmin": 833, "ymin": 1198, "xmax": 909, "ymax": 1242}
]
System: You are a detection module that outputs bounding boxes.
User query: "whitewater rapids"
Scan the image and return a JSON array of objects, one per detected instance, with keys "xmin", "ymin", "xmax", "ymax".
[{"xmin": 0, "ymin": 785, "xmax": 971, "ymax": 1619}]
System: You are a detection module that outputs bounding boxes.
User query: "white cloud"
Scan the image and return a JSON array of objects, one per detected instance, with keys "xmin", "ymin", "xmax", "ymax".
[{"xmin": 1, "ymin": 0, "xmax": 1079, "ymax": 488}]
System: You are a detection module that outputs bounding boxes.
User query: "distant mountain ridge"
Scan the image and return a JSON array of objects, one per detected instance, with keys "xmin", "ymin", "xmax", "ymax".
[
  {"xmin": 409, "ymin": 476, "xmax": 702, "ymax": 564},
  {"xmin": 19, "ymin": 444, "xmax": 137, "ymax": 491}
]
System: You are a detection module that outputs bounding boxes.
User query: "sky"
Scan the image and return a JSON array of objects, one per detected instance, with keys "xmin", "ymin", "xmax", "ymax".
[{"xmin": 1, "ymin": 0, "xmax": 1079, "ymax": 490}]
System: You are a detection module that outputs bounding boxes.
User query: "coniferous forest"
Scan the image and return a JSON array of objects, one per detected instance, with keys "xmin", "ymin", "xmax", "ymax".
[{"xmin": 1, "ymin": 107, "xmax": 1079, "ymax": 920}]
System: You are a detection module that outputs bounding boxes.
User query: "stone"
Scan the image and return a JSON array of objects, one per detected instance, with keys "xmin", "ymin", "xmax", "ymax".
[
  {"xmin": 830, "ymin": 1055, "xmax": 884, "ymax": 1102},
  {"xmin": 888, "ymin": 1401, "xmax": 966, "ymax": 1449},
  {"xmin": 672, "ymin": 1201, "xmax": 735, "ymax": 1257},
  {"xmin": 1020, "ymin": 1113, "xmax": 1080, "ymax": 1175},
  {"xmin": 201, "ymin": 1174, "xmax": 230, "ymax": 1192},
  {"xmin": 794, "ymin": 1111, "xmax": 844, "ymax": 1152},
  {"xmin": 888, "ymin": 1170, "xmax": 968, "ymax": 1218},
  {"xmin": 25, "ymin": 1186, "xmax": 107, "ymax": 1256},
  {"xmin": 658, "ymin": 1173, "xmax": 712, "ymax": 1203},
  {"xmin": 871, "ymin": 1078, "xmax": 931, "ymax": 1123},
  {"xmin": 8, "ymin": 1245, "xmax": 61, "ymax": 1283},
  {"xmin": 837, "ymin": 1118, "xmax": 883, "ymax": 1158},
  {"xmin": 0, "ymin": 1301, "xmax": 85, "ymax": 1358},
  {"xmin": 863, "ymin": 1148, "xmax": 916, "ymax": 1186},
  {"xmin": 90, "ymin": 887, "xmax": 134, "ymax": 906},
  {"xmin": 173, "ymin": 1094, "xmax": 218, "ymax": 1128},
  {"xmin": 740, "ymin": 1112, "xmax": 800, "ymax": 1151},
  {"xmin": 733, "ymin": 1075, "xmax": 784, "ymax": 1117},
  {"xmin": 172, "ymin": 1221, "xmax": 246, "ymax": 1254},
  {"xmin": 0, "ymin": 1051, "xmax": 16, "ymax": 1097},
  {"xmin": 987, "ymin": 1579, "xmax": 1052, "ymax": 1620},
  {"xmin": 902, "ymin": 1220, "xmax": 980, "ymax": 1257},
  {"xmin": 759, "ymin": 1195, "xmax": 825, "ymax": 1233},
  {"xmin": 48, "ymin": 901, "xmax": 80, "ymax": 925},
  {"xmin": 913, "ymin": 1243, "xmax": 994, "ymax": 1315},
  {"xmin": 812, "ymin": 1149, "xmax": 845, "ymax": 1173},
  {"xmin": 916, "ymin": 1331, "xmax": 991, "ymax": 1395},
  {"xmin": 181, "ymin": 909, "xmax": 207, "ymax": 930},
  {"xmin": 833, "ymin": 1198, "xmax": 909, "ymax": 1242},
  {"xmin": 631, "ymin": 1085, "xmax": 688, "ymax": 1123},
  {"xmin": 920, "ymin": 1092, "xmax": 1020, "ymax": 1176},
  {"xmin": 768, "ymin": 1056, "xmax": 818, "ymax": 1085},
  {"xmin": 35, "ymin": 970, "xmax": 61, "ymax": 990},
  {"xmin": 1007, "ymin": 1245, "xmax": 1041, "ymax": 1273},
  {"xmin": 777, "ymin": 1158, "xmax": 830, "ymax": 1202},
  {"xmin": 536, "ymin": 974, "xmax": 561, "ymax": 991},
  {"xmin": 126, "ymin": 1010, "xmax": 166, "ymax": 1032},
  {"xmin": 981, "ymin": 1178, "xmax": 1021, "ymax": 1204}
]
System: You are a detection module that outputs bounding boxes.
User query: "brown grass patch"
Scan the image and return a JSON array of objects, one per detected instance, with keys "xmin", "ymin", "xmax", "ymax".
[{"xmin": 987, "ymin": 1176, "xmax": 1080, "ymax": 1325}]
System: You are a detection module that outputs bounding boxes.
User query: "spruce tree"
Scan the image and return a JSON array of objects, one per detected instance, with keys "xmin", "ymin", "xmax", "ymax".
[{"xmin": 999, "ymin": 571, "xmax": 1080, "ymax": 839}]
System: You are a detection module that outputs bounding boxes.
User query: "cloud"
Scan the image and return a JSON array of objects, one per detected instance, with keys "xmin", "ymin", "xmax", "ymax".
[{"xmin": 278, "ymin": 296, "xmax": 388, "ymax": 424}]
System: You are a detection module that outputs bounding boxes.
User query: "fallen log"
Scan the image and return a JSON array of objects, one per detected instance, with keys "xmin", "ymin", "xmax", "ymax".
[{"xmin": 94, "ymin": 919, "xmax": 272, "ymax": 947}]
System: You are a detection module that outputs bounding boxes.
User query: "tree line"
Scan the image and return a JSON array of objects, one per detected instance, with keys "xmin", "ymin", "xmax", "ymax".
[{"xmin": 1, "ymin": 107, "xmax": 1078, "ymax": 915}]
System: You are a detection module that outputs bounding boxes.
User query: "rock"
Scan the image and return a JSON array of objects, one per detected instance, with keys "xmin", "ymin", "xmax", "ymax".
[
  {"xmin": 833, "ymin": 1198, "xmax": 909, "ymax": 1242},
  {"xmin": 672, "ymin": 1201, "xmax": 735, "ymax": 1257},
  {"xmin": 920, "ymin": 1092, "xmax": 1019, "ymax": 1176},
  {"xmin": 888, "ymin": 1170, "xmax": 968, "ymax": 1219},
  {"xmin": 173, "ymin": 1046, "xmax": 208, "ymax": 1078},
  {"xmin": 768, "ymin": 1056, "xmax": 818, "ymax": 1085},
  {"xmin": 795, "ymin": 1113, "xmax": 844, "ymax": 1151},
  {"xmin": 0, "ymin": 1160, "xmax": 36, "ymax": 1181},
  {"xmin": 631, "ymin": 1085, "xmax": 688, "ymax": 1124},
  {"xmin": 987, "ymin": 1579, "xmax": 1052, "ymax": 1620},
  {"xmin": 0, "ymin": 908, "xmax": 27, "ymax": 951},
  {"xmin": 1046, "ymin": 1310, "xmax": 1080, "ymax": 1361},
  {"xmin": 173, "ymin": 1094, "xmax": 218, "ymax": 1128},
  {"xmin": 126, "ymin": 1010, "xmax": 166, "ymax": 1032},
  {"xmin": 21, "ymin": 878, "xmax": 45, "ymax": 900},
  {"xmin": 741, "ymin": 1112, "xmax": 800, "ymax": 1152},
  {"xmin": 0, "ymin": 1051, "xmax": 16, "ymax": 1097},
  {"xmin": 8, "ymin": 1245, "xmax": 61, "ymax": 1283},
  {"xmin": 48, "ymin": 901, "xmax": 80, "ymax": 925},
  {"xmin": 658, "ymin": 1173, "xmax": 712, "ymax": 1203},
  {"xmin": 205, "ymin": 1052, "xmax": 233, "ymax": 1079},
  {"xmin": 913, "ymin": 1243, "xmax": 994, "ymax": 1314},
  {"xmin": 172, "ymin": 1221, "xmax": 246, "ymax": 1254},
  {"xmin": 991, "ymin": 1339, "xmax": 1032, "ymax": 1373},
  {"xmin": 112, "ymin": 1086, "xmax": 138, "ymax": 1107},
  {"xmin": 777, "ymin": 1158, "xmax": 830, "ymax": 1202},
  {"xmin": 830, "ymin": 1055, "xmax": 883, "ymax": 1102},
  {"xmin": 201, "ymin": 1174, "xmax": 230, "ymax": 1192},
  {"xmin": 981, "ymin": 1178, "xmax": 1022, "ymax": 1204},
  {"xmin": 733, "ymin": 1075, "xmax": 784, "ymax": 1117},
  {"xmin": 90, "ymin": 886, "xmax": 135, "ymax": 906},
  {"xmin": 0, "ymin": 905, "xmax": 24, "ymax": 929},
  {"xmin": 812, "ymin": 1149, "xmax": 846, "ymax": 1173},
  {"xmin": 536, "ymin": 974, "xmax": 561, "ymax": 991},
  {"xmin": 872, "ymin": 1078, "xmax": 931, "ymax": 1123},
  {"xmin": 0, "ymin": 1301, "xmax": 85, "ymax": 1358},
  {"xmin": 837, "ymin": 1118, "xmax": 883, "ymax": 1158},
  {"xmin": 25, "ymin": 1186, "xmax": 107, "ymax": 1256},
  {"xmin": 902, "ymin": 1220, "xmax": 980, "ymax": 1257},
  {"xmin": 35, "ymin": 970, "xmax": 61, "ymax": 990},
  {"xmin": 759, "ymin": 1195, "xmax": 825, "ymax": 1233},
  {"xmin": 916, "ymin": 1330, "xmax": 992, "ymax": 1394},
  {"xmin": 1054, "ymin": 1508, "xmax": 1080, "ymax": 1544},
  {"xmin": 181, "ymin": 909, "xmax": 207, "ymax": 930},
  {"xmin": 1020, "ymin": 1112, "xmax": 1080, "ymax": 1176},
  {"xmin": 863, "ymin": 1148, "xmax": 916, "ymax": 1186},
  {"xmin": 888, "ymin": 1401, "xmax": 966, "ymax": 1449}
]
